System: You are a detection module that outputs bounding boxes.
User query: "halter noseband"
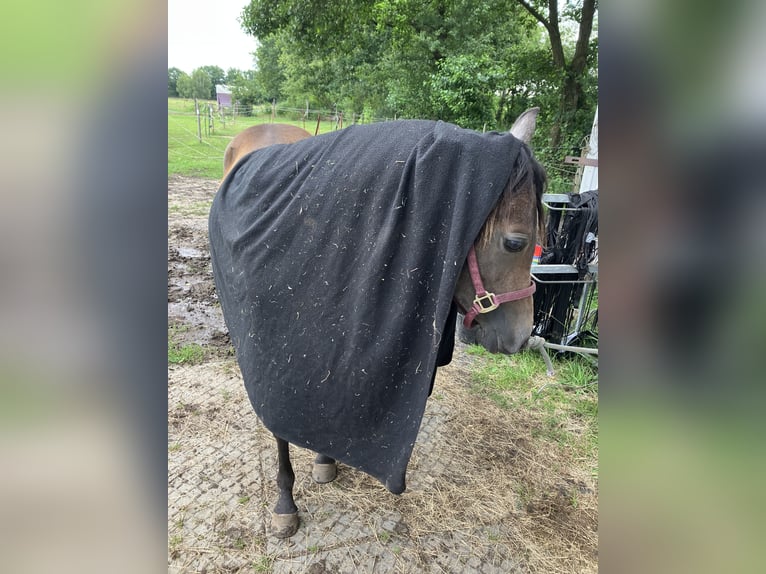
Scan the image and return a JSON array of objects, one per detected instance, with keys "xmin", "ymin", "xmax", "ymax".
[{"xmin": 461, "ymin": 246, "xmax": 536, "ymax": 328}]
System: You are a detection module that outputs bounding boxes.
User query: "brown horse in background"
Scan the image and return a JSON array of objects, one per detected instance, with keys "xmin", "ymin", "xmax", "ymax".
[{"xmin": 222, "ymin": 124, "xmax": 312, "ymax": 179}]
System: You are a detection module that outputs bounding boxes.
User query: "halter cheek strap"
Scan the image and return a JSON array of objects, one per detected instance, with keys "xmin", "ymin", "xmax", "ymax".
[{"xmin": 462, "ymin": 246, "xmax": 536, "ymax": 328}]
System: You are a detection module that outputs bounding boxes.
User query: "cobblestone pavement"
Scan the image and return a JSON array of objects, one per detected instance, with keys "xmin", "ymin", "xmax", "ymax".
[{"xmin": 168, "ymin": 361, "xmax": 531, "ymax": 574}]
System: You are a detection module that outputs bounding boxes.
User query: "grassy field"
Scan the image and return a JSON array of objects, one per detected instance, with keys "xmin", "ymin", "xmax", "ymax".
[{"xmin": 168, "ymin": 97, "xmax": 343, "ymax": 179}]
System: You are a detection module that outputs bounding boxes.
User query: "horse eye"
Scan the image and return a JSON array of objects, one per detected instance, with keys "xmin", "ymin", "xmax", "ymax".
[{"xmin": 503, "ymin": 236, "xmax": 528, "ymax": 252}]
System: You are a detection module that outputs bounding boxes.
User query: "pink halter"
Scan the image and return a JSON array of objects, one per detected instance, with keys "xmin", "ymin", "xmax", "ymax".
[{"xmin": 462, "ymin": 246, "xmax": 536, "ymax": 328}]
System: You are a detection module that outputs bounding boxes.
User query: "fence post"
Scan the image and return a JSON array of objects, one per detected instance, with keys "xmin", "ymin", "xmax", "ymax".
[
  {"xmin": 271, "ymin": 99, "xmax": 276, "ymax": 123},
  {"xmin": 315, "ymin": 114, "xmax": 321, "ymax": 136},
  {"xmin": 195, "ymin": 97, "xmax": 201, "ymax": 142}
]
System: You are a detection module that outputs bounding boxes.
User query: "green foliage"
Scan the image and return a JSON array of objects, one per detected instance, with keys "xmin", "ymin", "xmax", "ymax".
[
  {"xmin": 253, "ymin": 35, "xmax": 285, "ymax": 102},
  {"xmin": 229, "ymin": 69, "xmax": 261, "ymax": 113},
  {"xmin": 172, "ymin": 66, "xmax": 226, "ymax": 100},
  {"xmin": 198, "ymin": 65, "xmax": 226, "ymax": 99},
  {"xmin": 168, "ymin": 67, "xmax": 183, "ymax": 97},
  {"xmin": 176, "ymin": 71, "xmax": 192, "ymax": 99},
  {"xmin": 361, "ymin": 104, "xmax": 375, "ymax": 124},
  {"xmin": 429, "ymin": 54, "xmax": 500, "ymax": 130},
  {"xmin": 175, "ymin": 69, "xmax": 213, "ymax": 101},
  {"xmin": 190, "ymin": 69, "xmax": 213, "ymax": 101},
  {"xmin": 225, "ymin": 67, "xmax": 244, "ymax": 85},
  {"xmin": 238, "ymin": 0, "xmax": 597, "ymax": 146}
]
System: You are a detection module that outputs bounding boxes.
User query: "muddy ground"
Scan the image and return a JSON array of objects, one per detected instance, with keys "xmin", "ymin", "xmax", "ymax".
[{"xmin": 167, "ymin": 174, "xmax": 597, "ymax": 573}]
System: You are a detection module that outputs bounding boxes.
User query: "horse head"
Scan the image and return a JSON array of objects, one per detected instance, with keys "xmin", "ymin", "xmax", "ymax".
[{"xmin": 453, "ymin": 108, "xmax": 546, "ymax": 354}]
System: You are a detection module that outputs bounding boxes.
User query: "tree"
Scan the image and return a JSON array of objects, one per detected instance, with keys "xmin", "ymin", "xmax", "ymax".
[
  {"xmin": 225, "ymin": 68, "xmax": 245, "ymax": 85},
  {"xmin": 514, "ymin": 0, "xmax": 597, "ymax": 148},
  {"xmin": 242, "ymin": 1, "xmax": 384, "ymax": 112},
  {"xmin": 239, "ymin": 0, "xmax": 597, "ymax": 145},
  {"xmin": 254, "ymin": 35, "xmax": 285, "ymax": 102},
  {"xmin": 190, "ymin": 68, "xmax": 213, "ymax": 100},
  {"xmin": 176, "ymin": 71, "xmax": 193, "ymax": 99},
  {"xmin": 176, "ymin": 70, "xmax": 211, "ymax": 100},
  {"xmin": 199, "ymin": 65, "xmax": 226, "ymax": 99},
  {"xmin": 428, "ymin": 54, "xmax": 502, "ymax": 129},
  {"xmin": 168, "ymin": 67, "xmax": 183, "ymax": 97},
  {"xmin": 372, "ymin": 0, "xmax": 545, "ymax": 122},
  {"xmin": 230, "ymin": 70, "xmax": 262, "ymax": 113}
]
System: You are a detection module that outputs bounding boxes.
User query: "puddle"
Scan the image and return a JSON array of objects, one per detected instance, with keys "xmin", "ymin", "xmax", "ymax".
[{"xmin": 177, "ymin": 246, "xmax": 206, "ymax": 259}]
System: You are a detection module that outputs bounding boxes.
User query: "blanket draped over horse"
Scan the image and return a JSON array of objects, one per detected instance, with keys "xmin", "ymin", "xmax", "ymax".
[{"xmin": 209, "ymin": 120, "xmax": 524, "ymax": 494}]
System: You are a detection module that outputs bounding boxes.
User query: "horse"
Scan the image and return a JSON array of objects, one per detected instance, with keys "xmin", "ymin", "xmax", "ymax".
[
  {"xmin": 209, "ymin": 110, "xmax": 546, "ymax": 538},
  {"xmin": 222, "ymin": 123, "xmax": 312, "ymax": 179}
]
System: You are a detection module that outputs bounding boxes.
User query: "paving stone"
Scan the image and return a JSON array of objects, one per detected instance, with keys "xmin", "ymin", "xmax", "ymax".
[{"xmin": 167, "ymin": 350, "xmax": 569, "ymax": 574}]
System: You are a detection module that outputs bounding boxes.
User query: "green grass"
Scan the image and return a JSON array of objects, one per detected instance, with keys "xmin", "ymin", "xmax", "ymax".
[
  {"xmin": 168, "ymin": 200, "xmax": 213, "ymax": 217},
  {"xmin": 466, "ymin": 345, "xmax": 598, "ymax": 459},
  {"xmin": 168, "ymin": 340, "xmax": 206, "ymax": 365},
  {"xmin": 168, "ymin": 325, "xmax": 206, "ymax": 365},
  {"xmin": 168, "ymin": 534, "xmax": 183, "ymax": 559},
  {"xmin": 167, "ymin": 102, "xmax": 229, "ymax": 178},
  {"xmin": 168, "ymin": 97, "xmax": 344, "ymax": 179},
  {"xmin": 251, "ymin": 556, "xmax": 274, "ymax": 572}
]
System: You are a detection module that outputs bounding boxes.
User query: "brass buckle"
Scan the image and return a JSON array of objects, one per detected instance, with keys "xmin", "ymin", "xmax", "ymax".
[{"xmin": 473, "ymin": 292, "xmax": 498, "ymax": 313}]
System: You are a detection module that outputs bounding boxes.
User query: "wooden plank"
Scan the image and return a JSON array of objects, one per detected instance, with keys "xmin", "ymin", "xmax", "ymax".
[{"xmin": 564, "ymin": 156, "xmax": 598, "ymax": 167}]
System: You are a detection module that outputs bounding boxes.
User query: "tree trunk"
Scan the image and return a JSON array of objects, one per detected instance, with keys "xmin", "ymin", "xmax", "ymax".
[
  {"xmin": 517, "ymin": 0, "xmax": 596, "ymax": 149},
  {"xmin": 550, "ymin": 71, "xmax": 584, "ymax": 150}
]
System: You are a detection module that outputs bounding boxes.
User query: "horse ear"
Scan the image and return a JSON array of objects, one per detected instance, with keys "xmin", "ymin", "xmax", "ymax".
[{"xmin": 509, "ymin": 107, "xmax": 539, "ymax": 143}]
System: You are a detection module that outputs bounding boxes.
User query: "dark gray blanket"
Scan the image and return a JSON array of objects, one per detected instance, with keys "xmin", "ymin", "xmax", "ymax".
[{"xmin": 209, "ymin": 120, "xmax": 522, "ymax": 493}]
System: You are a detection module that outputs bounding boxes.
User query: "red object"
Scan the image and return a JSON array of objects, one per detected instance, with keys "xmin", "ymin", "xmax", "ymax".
[{"xmin": 462, "ymin": 246, "xmax": 536, "ymax": 328}]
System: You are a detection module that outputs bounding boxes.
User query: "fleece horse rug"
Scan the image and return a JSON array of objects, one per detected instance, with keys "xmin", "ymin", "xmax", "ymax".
[{"xmin": 209, "ymin": 119, "xmax": 529, "ymax": 500}]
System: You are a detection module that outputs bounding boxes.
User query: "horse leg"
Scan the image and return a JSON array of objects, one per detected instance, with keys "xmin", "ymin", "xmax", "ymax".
[
  {"xmin": 271, "ymin": 435, "xmax": 299, "ymax": 538},
  {"xmin": 312, "ymin": 453, "xmax": 337, "ymax": 484}
]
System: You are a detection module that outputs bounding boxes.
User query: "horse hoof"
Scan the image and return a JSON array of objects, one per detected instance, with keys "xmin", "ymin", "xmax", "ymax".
[
  {"xmin": 312, "ymin": 462, "xmax": 337, "ymax": 484},
  {"xmin": 271, "ymin": 512, "xmax": 299, "ymax": 538}
]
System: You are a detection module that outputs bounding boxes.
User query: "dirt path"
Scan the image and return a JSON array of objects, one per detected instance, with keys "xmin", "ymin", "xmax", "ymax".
[{"xmin": 167, "ymin": 175, "xmax": 597, "ymax": 573}]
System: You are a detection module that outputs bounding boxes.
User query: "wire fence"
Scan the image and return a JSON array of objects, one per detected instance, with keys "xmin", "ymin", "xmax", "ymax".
[
  {"xmin": 169, "ymin": 100, "xmax": 405, "ymax": 135},
  {"xmin": 168, "ymin": 98, "xmax": 586, "ymax": 192}
]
